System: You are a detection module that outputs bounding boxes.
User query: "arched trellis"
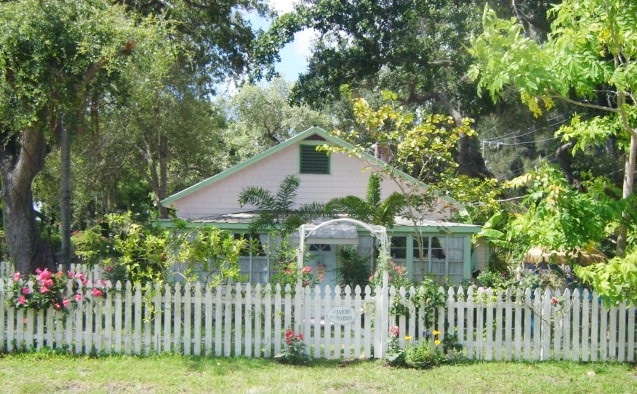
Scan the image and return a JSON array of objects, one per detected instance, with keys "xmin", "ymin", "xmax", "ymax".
[
  {"xmin": 296, "ymin": 218, "xmax": 391, "ymax": 357},
  {"xmin": 296, "ymin": 218, "xmax": 390, "ymax": 288}
]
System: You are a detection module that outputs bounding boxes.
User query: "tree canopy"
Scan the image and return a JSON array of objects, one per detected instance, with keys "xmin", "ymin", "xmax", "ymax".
[{"xmin": 469, "ymin": 0, "xmax": 637, "ymax": 256}]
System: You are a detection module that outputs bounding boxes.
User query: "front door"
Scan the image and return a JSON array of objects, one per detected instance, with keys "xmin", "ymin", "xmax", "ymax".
[{"xmin": 307, "ymin": 244, "xmax": 337, "ymax": 287}]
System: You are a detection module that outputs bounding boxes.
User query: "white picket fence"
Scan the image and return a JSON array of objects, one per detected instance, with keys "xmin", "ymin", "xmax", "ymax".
[{"xmin": 0, "ymin": 279, "xmax": 635, "ymax": 361}]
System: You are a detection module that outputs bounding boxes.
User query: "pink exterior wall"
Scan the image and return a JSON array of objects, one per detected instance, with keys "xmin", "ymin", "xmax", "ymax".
[{"xmin": 168, "ymin": 140, "xmax": 452, "ymax": 220}]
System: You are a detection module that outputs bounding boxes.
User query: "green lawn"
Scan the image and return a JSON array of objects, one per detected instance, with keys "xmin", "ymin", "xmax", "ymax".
[{"xmin": 0, "ymin": 352, "xmax": 635, "ymax": 393}]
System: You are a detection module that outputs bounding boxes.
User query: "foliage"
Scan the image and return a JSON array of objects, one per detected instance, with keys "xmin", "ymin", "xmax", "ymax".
[
  {"xmin": 469, "ymin": 0, "xmax": 637, "ymax": 256},
  {"xmin": 239, "ymin": 174, "xmax": 328, "ymax": 236},
  {"xmin": 332, "ymin": 88, "xmax": 476, "ymax": 185},
  {"xmin": 272, "ymin": 262, "xmax": 320, "ymax": 288},
  {"xmin": 385, "ymin": 325, "xmax": 406, "ymax": 367},
  {"xmin": 219, "ymin": 78, "xmax": 333, "ymax": 167},
  {"xmin": 103, "ymin": 212, "xmax": 169, "ymax": 287},
  {"xmin": 325, "ymin": 173, "xmax": 405, "ymax": 228},
  {"xmin": 172, "ymin": 226, "xmax": 248, "ymax": 286},
  {"xmin": 71, "ymin": 225, "xmax": 114, "ymax": 267},
  {"xmin": 274, "ymin": 328, "xmax": 309, "ymax": 365},
  {"xmin": 477, "ymin": 163, "xmax": 625, "ymax": 270},
  {"xmin": 336, "ymin": 246, "xmax": 370, "ymax": 289},
  {"xmin": 385, "ymin": 326, "xmax": 449, "ymax": 369},
  {"xmin": 0, "ymin": 0, "xmax": 172, "ymax": 273},
  {"xmin": 575, "ymin": 249, "xmax": 637, "ymax": 306},
  {"xmin": 475, "ymin": 268, "xmax": 567, "ymax": 292},
  {"xmin": 5, "ymin": 269, "xmax": 108, "ymax": 314},
  {"xmin": 370, "ymin": 261, "xmax": 409, "ymax": 289},
  {"xmin": 409, "ymin": 276, "xmax": 446, "ymax": 327}
]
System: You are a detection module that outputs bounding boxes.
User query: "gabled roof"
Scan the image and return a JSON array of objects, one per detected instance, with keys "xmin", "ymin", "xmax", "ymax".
[{"xmin": 161, "ymin": 126, "xmax": 468, "ymax": 219}]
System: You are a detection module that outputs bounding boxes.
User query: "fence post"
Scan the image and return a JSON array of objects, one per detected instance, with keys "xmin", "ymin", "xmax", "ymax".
[{"xmin": 375, "ymin": 283, "xmax": 389, "ymax": 359}]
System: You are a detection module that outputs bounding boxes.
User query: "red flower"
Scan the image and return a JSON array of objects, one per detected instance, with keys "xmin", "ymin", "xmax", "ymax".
[{"xmin": 551, "ymin": 297, "xmax": 559, "ymax": 305}]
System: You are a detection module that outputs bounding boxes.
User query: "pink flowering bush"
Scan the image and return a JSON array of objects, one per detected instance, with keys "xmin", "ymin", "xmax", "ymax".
[
  {"xmin": 272, "ymin": 261, "xmax": 321, "ymax": 288},
  {"xmin": 369, "ymin": 261, "xmax": 410, "ymax": 289},
  {"xmin": 5, "ymin": 268, "xmax": 110, "ymax": 314},
  {"xmin": 275, "ymin": 328, "xmax": 309, "ymax": 364}
]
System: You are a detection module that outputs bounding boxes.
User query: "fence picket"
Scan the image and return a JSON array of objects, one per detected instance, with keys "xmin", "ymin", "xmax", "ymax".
[
  {"xmin": 465, "ymin": 286, "xmax": 475, "ymax": 359},
  {"xmin": 134, "ymin": 283, "xmax": 142, "ymax": 355},
  {"xmin": 572, "ymin": 289, "xmax": 581, "ymax": 361},
  {"xmin": 194, "ymin": 283, "xmax": 202, "ymax": 357},
  {"xmin": 580, "ymin": 289, "xmax": 590, "ymax": 361},
  {"xmin": 618, "ymin": 303, "xmax": 626, "ymax": 362},
  {"xmin": 600, "ymin": 303, "xmax": 609, "ymax": 360},
  {"xmin": 124, "ymin": 282, "xmax": 133, "ymax": 354},
  {"xmin": 353, "ymin": 285, "xmax": 363, "ymax": 359}
]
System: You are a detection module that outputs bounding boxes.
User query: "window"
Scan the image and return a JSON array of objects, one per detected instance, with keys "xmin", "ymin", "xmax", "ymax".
[{"xmin": 300, "ymin": 145, "xmax": 329, "ymax": 174}]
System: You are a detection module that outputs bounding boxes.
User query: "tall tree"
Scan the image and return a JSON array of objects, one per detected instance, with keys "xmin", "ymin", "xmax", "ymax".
[
  {"xmin": 219, "ymin": 78, "xmax": 333, "ymax": 167},
  {"xmin": 469, "ymin": 0, "xmax": 637, "ymax": 256},
  {"xmin": 0, "ymin": 0, "xmax": 168, "ymax": 273},
  {"xmin": 255, "ymin": 1, "xmax": 555, "ymax": 179}
]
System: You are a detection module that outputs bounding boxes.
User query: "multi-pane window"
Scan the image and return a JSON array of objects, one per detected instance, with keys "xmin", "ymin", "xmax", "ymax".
[{"xmin": 390, "ymin": 235, "xmax": 465, "ymax": 283}]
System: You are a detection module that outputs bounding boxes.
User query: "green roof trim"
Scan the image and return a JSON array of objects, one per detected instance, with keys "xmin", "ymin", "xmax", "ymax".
[{"xmin": 161, "ymin": 126, "xmax": 470, "ymax": 220}]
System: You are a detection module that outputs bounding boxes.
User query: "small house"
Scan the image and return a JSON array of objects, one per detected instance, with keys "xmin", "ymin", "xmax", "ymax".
[{"xmin": 161, "ymin": 127, "xmax": 481, "ymax": 285}]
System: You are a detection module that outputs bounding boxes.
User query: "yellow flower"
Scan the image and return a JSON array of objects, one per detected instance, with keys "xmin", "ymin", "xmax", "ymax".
[
  {"xmin": 434, "ymin": 339, "xmax": 441, "ymax": 345},
  {"xmin": 432, "ymin": 330, "xmax": 441, "ymax": 336},
  {"xmin": 404, "ymin": 335, "xmax": 412, "ymax": 341}
]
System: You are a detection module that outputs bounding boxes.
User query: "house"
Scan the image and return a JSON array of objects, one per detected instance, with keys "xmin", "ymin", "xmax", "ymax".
[{"xmin": 161, "ymin": 126, "xmax": 482, "ymax": 286}]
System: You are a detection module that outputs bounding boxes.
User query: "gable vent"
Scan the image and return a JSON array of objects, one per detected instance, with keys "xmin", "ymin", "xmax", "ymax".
[{"xmin": 300, "ymin": 145, "xmax": 329, "ymax": 174}]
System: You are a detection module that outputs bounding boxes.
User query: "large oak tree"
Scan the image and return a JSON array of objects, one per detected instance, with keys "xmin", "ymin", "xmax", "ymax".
[{"xmin": 0, "ymin": 0, "xmax": 169, "ymax": 273}]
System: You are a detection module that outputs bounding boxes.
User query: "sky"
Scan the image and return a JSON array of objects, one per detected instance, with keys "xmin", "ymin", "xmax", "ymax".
[{"xmin": 266, "ymin": 0, "xmax": 315, "ymax": 81}]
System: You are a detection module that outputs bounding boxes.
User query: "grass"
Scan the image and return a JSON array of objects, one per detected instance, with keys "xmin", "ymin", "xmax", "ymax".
[{"xmin": 0, "ymin": 352, "xmax": 635, "ymax": 393}]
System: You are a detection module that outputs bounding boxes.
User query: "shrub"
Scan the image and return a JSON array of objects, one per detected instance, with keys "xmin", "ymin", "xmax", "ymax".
[
  {"xmin": 275, "ymin": 328, "xmax": 309, "ymax": 365},
  {"xmin": 5, "ymin": 269, "xmax": 109, "ymax": 315}
]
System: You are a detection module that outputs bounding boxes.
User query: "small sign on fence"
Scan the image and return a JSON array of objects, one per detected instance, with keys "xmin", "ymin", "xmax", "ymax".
[{"xmin": 327, "ymin": 306, "xmax": 355, "ymax": 325}]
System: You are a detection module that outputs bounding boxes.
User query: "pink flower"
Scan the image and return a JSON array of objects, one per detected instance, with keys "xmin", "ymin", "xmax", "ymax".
[
  {"xmin": 91, "ymin": 288, "xmax": 104, "ymax": 298},
  {"xmin": 12, "ymin": 272, "xmax": 21, "ymax": 281},
  {"xmin": 36, "ymin": 268, "xmax": 52, "ymax": 281},
  {"xmin": 53, "ymin": 303, "xmax": 61, "ymax": 310},
  {"xmin": 39, "ymin": 286, "xmax": 50, "ymax": 294},
  {"xmin": 18, "ymin": 296, "xmax": 27, "ymax": 306},
  {"xmin": 284, "ymin": 269, "xmax": 292, "ymax": 275},
  {"xmin": 41, "ymin": 278, "xmax": 53, "ymax": 287},
  {"xmin": 21, "ymin": 287, "xmax": 31, "ymax": 295},
  {"xmin": 551, "ymin": 297, "xmax": 559, "ymax": 305},
  {"xmin": 75, "ymin": 294, "xmax": 83, "ymax": 302},
  {"xmin": 62, "ymin": 299, "xmax": 71, "ymax": 308},
  {"xmin": 302, "ymin": 266, "xmax": 312, "ymax": 273},
  {"xmin": 389, "ymin": 326, "xmax": 400, "ymax": 337}
]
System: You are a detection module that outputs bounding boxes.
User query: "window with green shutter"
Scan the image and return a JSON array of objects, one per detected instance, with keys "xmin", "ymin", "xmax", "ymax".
[{"xmin": 300, "ymin": 145, "xmax": 329, "ymax": 174}]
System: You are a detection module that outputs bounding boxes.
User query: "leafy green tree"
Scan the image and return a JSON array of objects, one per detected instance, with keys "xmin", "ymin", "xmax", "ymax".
[
  {"xmin": 219, "ymin": 78, "xmax": 333, "ymax": 167},
  {"xmin": 172, "ymin": 226, "xmax": 247, "ymax": 286},
  {"xmin": 469, "ymin": 0, "xmax": 637, "ymax": 256},
  {"xmin": 0, "ymin": 0, "xmax": 169, "ymax": 273},
  {"xmin": 255, "ymin": 1, "xmax": 556, "ymax": 180}
]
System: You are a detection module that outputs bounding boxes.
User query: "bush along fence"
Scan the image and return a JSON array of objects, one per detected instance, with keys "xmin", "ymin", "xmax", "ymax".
[{"xmin": 0, "ymin": 277, "xmax": 635, "ymax": 362}]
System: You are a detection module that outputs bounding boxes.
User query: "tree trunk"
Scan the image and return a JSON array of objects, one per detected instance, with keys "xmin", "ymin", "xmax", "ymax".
[
  {"xmin": 1, "ymin": 127, "xmax": 56, "ymax": 273},
  {"xmin": 60, "ymin": 118, "xmax": 72, "ymax": 269},
  {"xmin": 616, "ymin": 131, "xmax": 637, "ymax": 257},
  {"xmin": 436, "ymin": 92, "xmax": 493, "ymax": 179}
]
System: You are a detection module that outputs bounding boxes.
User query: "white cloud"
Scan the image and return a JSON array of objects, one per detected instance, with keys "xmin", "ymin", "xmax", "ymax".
[{"xmin": 269, "ymin": 0, "xmax": 299, "ymax": 14}]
